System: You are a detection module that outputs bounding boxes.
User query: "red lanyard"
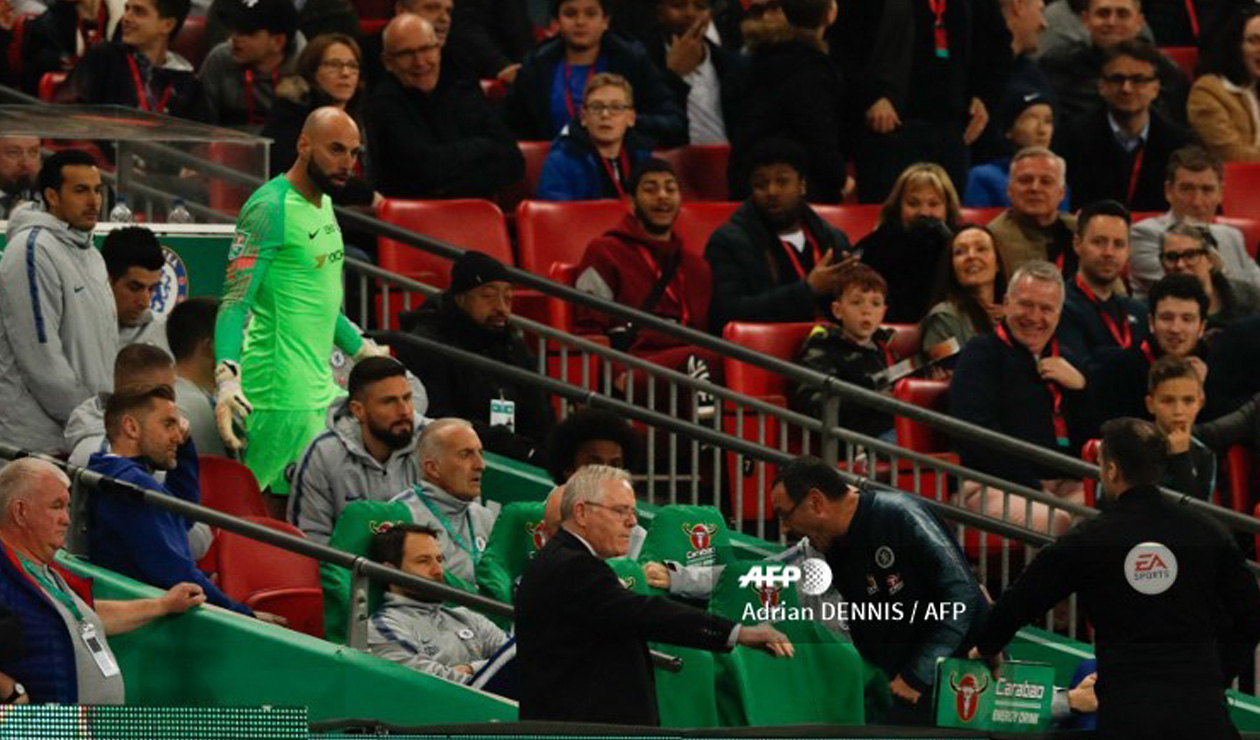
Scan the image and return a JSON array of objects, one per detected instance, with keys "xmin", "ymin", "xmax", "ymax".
[
  {"xmin": 243, "ymin": 69, "xmax": 279, "ymax": 126},
  {"xmin": 562, "ymin": 62, "xmax": 583, "ymax": 119},
  {"xmin": 928, "ymin": 0, "xmax": 949, "ymax": 57},
  {"xmin": 779, "ymin": 229, "xmax": 823, "ymax": 281},
  {"xmin": 598, "ymin": 150, "xmax": 630, "ymax": 199},
  {"xmin": 126, "ymin": 52, "xmax": 172, "ymax": 113},
  {"xmin": 995, "ymin": 323, "xmax": 1070, "ymax": 447},
  {"xmin": 1184, "ymin": 0, "xmax": 1200, "ymax": 39},
  {"xmin": 1125, "ymin": 146, "xmax": 1145, "ymax": 207},
  {"xmin": 633, "ymin": 243, "xmax": 689, "ymax": 326},
  {"xmin": 877, "ymin": 335, "xmax": 895, "ymax": 367},
  {"xmin": 1074, "ymin": 275, "xmax": 1133, "ymax": 349},
  {"xmin": 1139, "ymin": 338, "xmax": 1156, "ymax": 364}
]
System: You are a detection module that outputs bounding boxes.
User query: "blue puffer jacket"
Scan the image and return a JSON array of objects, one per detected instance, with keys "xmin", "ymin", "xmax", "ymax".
[
  {"xmin": 0, "ymin": 543, "xmax": 84, "ymax": 703},
  {"xmin": 535, "ymin": 126, "xmax": 653, "ymax": 202}
]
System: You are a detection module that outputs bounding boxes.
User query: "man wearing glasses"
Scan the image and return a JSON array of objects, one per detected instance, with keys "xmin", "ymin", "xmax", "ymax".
[
  {"xmin": 1159, "ymin": 223, "xmax": 1260, "ymax": 331},
  {"xmin": 1054, "ymin": 39, "xmax": 1191, "ymax": 212},
  {"xmin": 516, "ymin": 465, "xmax": 794, "ymax": 725},
  {"xmin": 366, "ymin": 13, "xmax": 524, "ymax": 199}
]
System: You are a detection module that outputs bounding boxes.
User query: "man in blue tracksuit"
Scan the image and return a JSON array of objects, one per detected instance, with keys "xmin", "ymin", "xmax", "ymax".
[
  {"xmin": 87, "ymin": 384, "xmax": 252, "ymax": 615},
  {"xmin": 770, "ymin": 456, "xmax": 988, "ymax": 726}
]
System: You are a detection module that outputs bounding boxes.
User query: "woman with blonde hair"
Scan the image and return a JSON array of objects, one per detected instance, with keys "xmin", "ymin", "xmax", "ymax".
[{"xmin": 858, "ymin": 162, "xmax": 962, "ymax": 323}]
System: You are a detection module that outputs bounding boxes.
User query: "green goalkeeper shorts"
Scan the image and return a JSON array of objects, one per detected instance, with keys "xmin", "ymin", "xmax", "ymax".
[{"xmin": 242, "ymin": 409, "xmax": 327, "ymax": 495}]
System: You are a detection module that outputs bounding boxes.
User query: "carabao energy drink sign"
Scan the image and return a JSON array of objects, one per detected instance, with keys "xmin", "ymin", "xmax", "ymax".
[{"xmin": 933, "ymin": 658, "xmax": 1055, "ymax": 731}]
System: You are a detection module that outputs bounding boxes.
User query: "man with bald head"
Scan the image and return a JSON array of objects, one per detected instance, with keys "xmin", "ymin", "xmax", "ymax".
[
  {"xmin": 0, "ymin": 458, "xmax": 205, "ymax": 704},
  {"xmin": 214, "ymin": 107, "xmax": 390, "ymax": 515},
  {"xmin": 0, "ymin": 136, "xmax": 40, "ymax": 218},
  {"xmin": 390, "ymin": 418, "xmax": 498, "ymax": 583},
  {"xmin": 366, "ymin": 13, "xmax": 523, "ymax": 199}
]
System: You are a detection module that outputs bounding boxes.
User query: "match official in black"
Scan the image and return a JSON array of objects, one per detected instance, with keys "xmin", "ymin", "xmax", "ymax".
[
  {"xmin": 970, "ymin": 418, "xmax": 1260, "ymax": 740},
  {"xmin": 515, "ymin": 465, "xmax": 793, "ymax": 725}
]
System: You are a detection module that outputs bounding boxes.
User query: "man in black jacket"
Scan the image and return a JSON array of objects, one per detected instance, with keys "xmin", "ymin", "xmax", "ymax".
[
  {"xmin": 516, "ymin": 465, "xmax": 792, "ymax": 725},
  {"xmin": 971, "ymin": 418, "xmax": 1260, "ymax": 740},
  {"xmin": 705, "ymin": 138, "xmax": 852, "ymax": 335},
  {"xmin": 1053, "ymin": 40, "xmax": 1191, "ymax": 212},
  {"xmin": 726, "ymin": 0, "xmax": 841, "ymax": 201},
  {"xmin": 396, "ymin": 251, "xmax": 553, "ymax": 464},
  {"xmin": 19, "ymin": 0, "xmax": 114, "ymax": 95},
  {"xmin": 769, "ymin": 457, "xmax": 987, "ymax": 726},
  {"xmin": 368, "ymin": 14, "xmax": 524, "ymax": 199}
]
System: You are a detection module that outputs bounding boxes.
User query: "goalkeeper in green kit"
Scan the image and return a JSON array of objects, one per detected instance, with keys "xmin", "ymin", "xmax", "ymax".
[{"xmin": 214, "ymin": 108, "xmax": 388, "ymax": 502}]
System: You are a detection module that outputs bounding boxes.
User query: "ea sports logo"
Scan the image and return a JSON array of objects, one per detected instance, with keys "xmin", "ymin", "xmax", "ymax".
[
  {"xmin": 684, "ymin": 522, "xmax": 717, "ymax": 551},
  {"xmin": 1124, "ymin": 542, "xmax": 1178, "ymax": 595}
]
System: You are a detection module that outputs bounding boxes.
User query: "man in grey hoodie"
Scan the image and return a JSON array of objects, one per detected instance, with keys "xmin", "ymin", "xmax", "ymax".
[
  {"xmin": 288, "ymin": 357, "xmax": 429, "ymax": 544},
  {"xmin": 391, "ymin": 418, "xmax": 497, "ymax": 584},
  {"xmin": 0, "ymin": 150, "xmax": 117, "ymax": 455}
]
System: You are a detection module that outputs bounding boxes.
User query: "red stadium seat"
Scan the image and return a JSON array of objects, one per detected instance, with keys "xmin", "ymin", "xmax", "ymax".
[
  {"xmin": 656, "ymin": 145, "xmax": 731, "ymax": 201},
  {"xmin": 171, "ymin": 16, "xmax": 207, "ymax": 68},
  {"xmin": 376, "ymin": 198, "xmax": 513, "ymax": 286},
  {"xmin": 217, "ymin": 516, "xmax": 324, "ymax": 638},
  {"xmin": 515, "ymin": 199, "xmax": 628, "ymax": 273},
  {"xmin": 1160, "ymin": 46, "xmax": 1199, "ymax": 80},
  {"xmin": 885, "ymin": 324, "xmax": 920, "ymax": 359},
  {"xmin": 198, "ymin": 455, "xmax": 268, "ymax": 518},
  {"xmin": 958, "ymin": 207, "xmax": 1005, "ymax": 224},
  {"xmin": 38, "ymin": 72, "xmax": 67, "ymax": 102},
  {"xmin": 546, "ymin": 262, "xmax": 580, "ymax": 333},
  {"xmin": 497, "ymin": 141, "xmax": 550, "ymax": 213},
  {"xmin": 674, "ymin": 202, "xmax": 739, "ymax": 257},
  {"xmin": 1223, "ymin": 445, "xmax": 1255, "ymax": 514},
  {"xmin": 1217, "ymin": 216, "xmax": 1260, "ymax": 260},
  {"xmin": 206, "ymin": 142, "xmax": 257, "ymax": 214},
  {"xmin": 1222, "ymin": 163, "xmax": 1260, "ymax": 218},
  {"xmin": 1081, "ymin": 438, "xmax": 1101, "ymax": 507},
  {"xmin": 815, "ymin": 204, "xmax": 882, "ymax": 243},
  {"xmin": 722, "ymin": 321, "xmax": 816, "ymax": 400},
  {"xmin": 892, "ymin": 379, "xmax": 951, "ymax": 454},
  {"xmin": 359, "ymin": 17, "xmax": 388, "ymax": 33}
]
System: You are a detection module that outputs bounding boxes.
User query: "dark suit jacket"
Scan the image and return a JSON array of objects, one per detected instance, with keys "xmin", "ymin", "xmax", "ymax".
[
  {"xmin": 1054, "ymin": 105, "xmax": 1192, "ymax": 212},
  {"xmin": 515, "ymin": 528, "xmax": 736, "ymax": 725}
]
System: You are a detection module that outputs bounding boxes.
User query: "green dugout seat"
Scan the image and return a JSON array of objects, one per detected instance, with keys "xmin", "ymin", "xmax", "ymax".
[
  {"xmin": 476, "ymin": 501, "xmax": 547, "ymax": 604},
  {"xmin": 605, "ymin": 558, "xmax": 721, "ymax": 728},
  {"xmin": 322, "ymin": 500, "xmax": 477, "ymax": 644},
  {"xmin": 708, "ymin": 560, "xmax": 866, "ymax": 726},
  {"xmin": 636, "ymin": 505, "xmax": 731, "ymax": 577}
]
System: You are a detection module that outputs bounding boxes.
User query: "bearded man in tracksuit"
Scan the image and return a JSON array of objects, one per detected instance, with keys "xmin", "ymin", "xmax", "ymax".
[
  {"xmin": 367, "ymin": 523, "xmax": 509, "ymax": 684},
  {"xmin": 971, "ymin": 418, "xmax": 1260, "ymax": 740},
  {"xmin": 288, "ymin": 357, "xmax": 429, "ymax": 544}
]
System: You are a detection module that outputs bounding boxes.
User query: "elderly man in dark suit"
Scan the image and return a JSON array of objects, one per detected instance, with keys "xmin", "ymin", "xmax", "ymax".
[{"xmin": 515, "ymin": 465, "xmax": 793, "ymax": 725}]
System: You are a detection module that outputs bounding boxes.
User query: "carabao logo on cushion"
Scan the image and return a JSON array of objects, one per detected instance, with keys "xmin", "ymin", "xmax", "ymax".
[
  {"xmin": 525, "ymin": 521, "xmax": 546, "ymax": 551},
  {"xmin": 948, "ymin": 672, "xmax": 990, "ymax": 723},
  {"xmin": 682, "ymin": 522, "xmax": 718, "ymax": 564}
]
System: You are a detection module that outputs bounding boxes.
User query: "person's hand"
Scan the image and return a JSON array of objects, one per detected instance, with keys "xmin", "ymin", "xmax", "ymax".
[
  {"xmin": 643, "ymin": 561, "xmax": 671, "ymax": 589},
  {"xmin": 161, "ymin": 583, "xmax": 206, "ymax": 615},
  {"xmin": 963, "ymin": 97, "xmax": 989, "ymax": 145},
  {"xmin": 1068, "ymin": 673, "xmax": 1098, "ymax": 713},
  {"xmin": 353, "ymin": 337, "xmax": 391, "ymax": 362},
  {"xmin": 371, "ymin": 191, "xmax": 385, "ymax": 209},
  {"xmin": 889, "ymin": 674, "xmax": 922, "ymax": 704},
  {"xmin": 737, "ymin": 623, "xmax": 795, "ymax": 657},
  {"xmin": 866, "ymin": 98, "xmax": 901, "ymax": 134},
  {"xmin": 666, "ymin": 13, "xmax": 709, "ymax": 77},
  {"xmin": 214, "ymin": 360, "xmax": 252, "ymax": 451},
  {"xmin": 255, "ymin": 611, "xmax": 289, "ymax": 626},
  {"xmin": 453, "ymin": 664, "xmax": 474, "ymax": 676},
  {"xmin": 967, "ymin": 646, "xmax": 1003, "ymax": 679},
  {"xmin": 1187, "ymin": 356, "xmax": 1209, "ymax": 384},
  {"xmin": 496, "ymin": 63, "xmax": 521, "ymax": 84},
  {"xmin": 1167, "ymin": 423, "xmax": 1192, "ymax": 454},
  {"xmin": 805, "ymin": 250, "xmax": 858, "ymax": 295},
  {"xmin": 177, "ymin": 414, "xmax": 192, "ymax": 445},
  {"xmin": 1039, "ymin": 357, "xmax": 1085, "ymax": 390}
]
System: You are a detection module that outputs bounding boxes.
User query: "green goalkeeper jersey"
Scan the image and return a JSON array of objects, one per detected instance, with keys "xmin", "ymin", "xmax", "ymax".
[{"xmin": 214, "ymin": 175, "xmax": 363, "ymax": 410}]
